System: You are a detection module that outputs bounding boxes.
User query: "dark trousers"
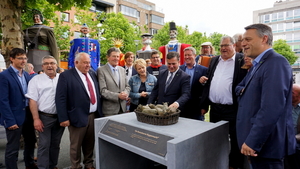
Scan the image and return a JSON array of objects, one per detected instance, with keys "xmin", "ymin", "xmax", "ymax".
[
  {"xmin": 37, "ymin": 114, "xmax": 65, "ymax": 169},
  {"xmin": 68, "ymin": 113, "xmax": 95, "ymax": 169},
  {"xmin": 210, "ymin": 103, "xmax": 244, "ymax": 168},
  {"xmin": 284, "ymin": 149, "xmax": 300, "ymax": 169},
  {"xmin": 5, "ymin": 107, "xmax": 36, "ymax": 169},
  {"xmin": 250, "ymin": 156, "xmax": 283, "ymax": 169}
]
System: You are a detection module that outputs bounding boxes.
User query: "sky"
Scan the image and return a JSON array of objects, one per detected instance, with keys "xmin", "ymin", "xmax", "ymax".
[{"xmin": 149, "ymin": 0, "xmax": 277, "ymax": 36}]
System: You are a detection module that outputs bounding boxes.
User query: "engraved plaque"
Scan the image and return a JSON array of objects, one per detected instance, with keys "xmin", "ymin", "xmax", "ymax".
[{"xmin": 100, "ymin": 120, "xmax": 173, "ymax": 157}]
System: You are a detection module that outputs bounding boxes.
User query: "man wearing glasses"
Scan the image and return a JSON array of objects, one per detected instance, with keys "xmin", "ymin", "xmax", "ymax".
[
  {"xmin": 200, "ymin": 36, "xmax": 248, "ymax": 169},
  {"xmin": 26, "ymin": 56, "xmax": 65, "ymax": 169},
  {"xmin": 146, "ymin": 50, "xmax": 167, "ymax": 79},
  {"xmin": 0, "ymin": 48, "xmax": 37, "ymax": 169}
]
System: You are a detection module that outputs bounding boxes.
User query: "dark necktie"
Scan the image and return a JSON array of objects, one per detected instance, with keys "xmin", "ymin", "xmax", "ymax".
[
  {"xmin": 83, "ymin": 73, "xmax": 96, "ymax": 104},
  {"xmin": 165, "ymin": 72, "xmax": 174, "ymax": 92}
]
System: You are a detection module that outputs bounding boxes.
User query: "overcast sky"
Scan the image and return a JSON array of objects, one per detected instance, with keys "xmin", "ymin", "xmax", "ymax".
[{"xmin": 149, "ymin": 0, "xmax": 277, "ymax": 36}]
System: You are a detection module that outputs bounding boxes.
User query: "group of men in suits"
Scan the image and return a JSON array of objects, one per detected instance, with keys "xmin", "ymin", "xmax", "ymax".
[{"xmin": 0, "ymin": 23, "xmax": 297, "ymax": 169}]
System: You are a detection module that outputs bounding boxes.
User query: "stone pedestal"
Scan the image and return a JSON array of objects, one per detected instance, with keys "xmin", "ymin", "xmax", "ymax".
[{"xmin": 94, "ymin": 113, "xmax": 229, "ymax": 169}]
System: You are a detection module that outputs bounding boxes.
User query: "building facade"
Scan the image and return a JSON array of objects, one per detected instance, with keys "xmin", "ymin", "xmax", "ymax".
[
  {"xmin": 52, "ymin": 0, "xmax": 164, "ymax": 37},
  {"xmin": 253, "ymin": 0, "xmax": 300, "ymax": 60}
]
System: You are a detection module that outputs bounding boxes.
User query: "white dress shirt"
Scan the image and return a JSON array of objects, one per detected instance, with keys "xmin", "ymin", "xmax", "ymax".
[
  {"xmin": 75, "ymin": 68, "xmax": 97, "ymax": 112},
  {"xmin": 209, "ymin": 55, "xmax": 235, "ymax": 105},
  {"xmin": 25, "ymin": 73, "xmax": 59, "ymax": 114}
]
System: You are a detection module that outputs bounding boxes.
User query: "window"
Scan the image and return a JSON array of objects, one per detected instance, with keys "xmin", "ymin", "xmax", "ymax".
[
  {"xmin": 295, "ymin": 32, "xmax": 300, "ymax": 41},
  {"xmin": 271, "ymin": 24, "xmax": 277, "ymax": 31},
  {"xmin": 145, "ymin": 14, "xmax": 148, "ymax": 24},
  {"xmin": 264, "ymin": 14, "xmax": 270, "ymax": 23},
  {"xmin": 151, "ymin": 14, "xmax": 164, "ymax": 25},
  {"xmin": 120, "ymin": 5, "xmax": 137, "ymax": 18},
  {"xmin": 74, "ymin": 32, "xmax": 81, "ymax": 38},
  {"xmin": 294, "ymin": 45, "xmax": 300, "ymax": 52},
  {"xmin": 137, "ymin": 11, "xmax": 140, "ymax": 23},
  {"xmin": 286, "ymin": 10, "xmax": 293, "ymax": 19},
  {"xmin": 286, "ymin": 33, "xmax": 293, "ymax": 42},
  {"xmin": 272, "ymin": 13, "xmax": 277, "ymax": 21},
  {"xmin": 295, "ymin": 21, "xmax": 300, "ymax": 30},
  {"xmin": 286, "ymin": 22, "xmax": 293, "ymax": 31},
  {"xmin": 61, "ymin": 12, "xmax": 69, "ymax": 22},
  {"xmin": 151, "ymin": 28, "xmax": 158, "ymax": 35},
  {"xmin": 294, "ymin": 8, "xmax": 300, "ymax": 18},
  {"xmin": 278, "ymin": 12, "xmax": 284, "ymax": 20},
  {"xmin": 277, "ymin": 23, "xmax": 284, "ymax": 32}
]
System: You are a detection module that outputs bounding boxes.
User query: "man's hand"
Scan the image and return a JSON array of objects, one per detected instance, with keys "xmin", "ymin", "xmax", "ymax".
[
  {"xmin": 241, "ymin": 143, "xmax": 257, "ymax": 157},
  {"xmin": 118, "ymin": 92, "xmax": 128, "ymax": 100},
  {"xmin": 7, "ymin": 124, "xmax": 19, "ymax": 130},
  {"xmin": 34, "ymin": 118, "xmax": 44, "ymax": 132},
  {"xmin": 169, "ymin": 102, "xmax": 179, "ymax": 110},
  {"xmin": 60, "ymin": 120, "xmax": 70, "ymax": 127},
  {"xmin": 199, "ymin": 76, "xmax": 208, "ymax": 84}
]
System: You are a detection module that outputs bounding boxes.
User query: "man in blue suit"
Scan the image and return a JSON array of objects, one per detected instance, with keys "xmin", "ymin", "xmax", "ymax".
[
  {"xmin": 56, "ymin": 52, "xmax": 103, "ymax": 169},
  {"xmin": 148, "ymin": 52, "xmax": 190, "ymax": 111},
  {"xmin": 179, "ymin": 47, "xmax": 207, "ymax": 120},
  {"xmin": 0, "ymin": 48, "xmax": 37, "ymax": 169},
  {"xmin": 236, "ymin": 23, "xmax": 296, "ymax": 168}
]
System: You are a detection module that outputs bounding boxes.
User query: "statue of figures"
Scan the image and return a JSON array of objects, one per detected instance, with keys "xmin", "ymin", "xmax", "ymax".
[
  {"xmin": 24, "ymin": 12, "xmax": 59, "ymax": 72},
  {"xmin": 137, "ymin": 33, "xmax": 155, "ymax": 59},
  {"xmin": 159, "ymin": 22, "xmax": 191, "ymax": 65},
  {"xmin": 68, "ymin": 23, "xmax": 100, "ymax": 71}
]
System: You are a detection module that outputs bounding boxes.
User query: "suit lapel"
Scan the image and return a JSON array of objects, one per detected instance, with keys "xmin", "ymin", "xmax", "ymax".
[
  {"xmin": 105, "ymin": 64, "xmax": 119, "ymax": 87},
  {"xmin": 8, "ymin": 67, "xmax": 25, "ymax": 95},
  {"xmin": 242, "ymin": 53, "xmax": 268, "ymax": 93},
  {"xmin": 72, "ymin": 68, "xmax": 89, "ymax": 96}
]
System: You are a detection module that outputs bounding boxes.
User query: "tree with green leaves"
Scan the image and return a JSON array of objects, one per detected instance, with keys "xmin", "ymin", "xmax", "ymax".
[
  {"xmin": 0, "ymin": 0, "xmax": 92, "ymax": 66},
  {"xmin": 96, "ymin": 12, "xmax": 141, "ymax": 64},
  {"xmin": 273, "ymin": 39, "xmax": 298, "ymax": 65}
]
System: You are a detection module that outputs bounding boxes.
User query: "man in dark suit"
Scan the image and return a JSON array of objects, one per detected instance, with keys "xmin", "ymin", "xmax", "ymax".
[
  {"xmin": 0, "ymin": 48, "xmax": 37, "ymax": 169},
  {"xmin": 56, "ymin": 52, "xmax": 102, "ymax": 169},
  {"xmin": 236, "ymin": 23, "xmax": 295, "ymax": 169},
  {"xmin": 200, "ymin": 36, "xmax": 248, "ymax": 169},
  {"xmin": 148, "ymin": 52, "xmax": 190, "ymax": 111},
  {"xmin": 179, "ymin": 47, "xmax": 207, "ymax": 120}
]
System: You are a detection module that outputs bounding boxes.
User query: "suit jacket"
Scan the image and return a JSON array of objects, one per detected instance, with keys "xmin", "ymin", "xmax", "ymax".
[
  {"xmin": 147, "ymin": 68, "xmax": 190, "ymax": 109},
  {"xmin": 97, "ymin": 64, "xmax": 130, "ymax": 115},
  {"xmin": 55, "ymin": 68, "xmax": 102, "ymax": 128},
  {"xmin": 0, "ymin": 67, "xmax": 30, "ymax": 128},
  {"xmin": 201, "ymin": 53, "xmax": 247, "ymax": 110},
  {"xmin": 179, "ymin": 64, "xmax": 208, "ymax": 118},
  {"xmin": 235, "ymin": 49, "xmax": 296, "ymax": 158}
]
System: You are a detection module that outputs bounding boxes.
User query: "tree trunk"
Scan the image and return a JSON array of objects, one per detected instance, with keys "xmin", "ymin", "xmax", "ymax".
[{"xmin": 0, "ymin": 0, "xmax": 24, "ymax": 68}]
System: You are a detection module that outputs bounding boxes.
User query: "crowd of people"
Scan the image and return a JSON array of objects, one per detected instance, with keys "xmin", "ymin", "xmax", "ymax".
[{"xmin": 0, "ymin": 23, "xmax": 299, "ymax": 169}]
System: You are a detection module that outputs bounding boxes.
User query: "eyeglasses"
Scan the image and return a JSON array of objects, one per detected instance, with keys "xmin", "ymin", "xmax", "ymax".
[
  {"xmin": 15, "ymin": 57, "xmax": 28, "ymax": 60},
  {"xmin": 151, "ymin": 57, "xmax": 159, "ymax": 59},
  {"xmin": 42, "ymin": 62, "xmax": 56, "ymax": 66},
  {"xmin": 220, "ymin": 44, "xmax": 232, "ymax": 48}
]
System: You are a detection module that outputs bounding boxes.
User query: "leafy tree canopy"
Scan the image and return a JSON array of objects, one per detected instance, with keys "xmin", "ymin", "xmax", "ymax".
[{"xmin": 273, "ymin": 39, "xmax": 298, "ymax": 65}]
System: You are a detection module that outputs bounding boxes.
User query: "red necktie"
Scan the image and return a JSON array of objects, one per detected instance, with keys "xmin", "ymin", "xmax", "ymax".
[{"xmin": 83, "ymin": 73, "xmax": 96, "ymax": 104}]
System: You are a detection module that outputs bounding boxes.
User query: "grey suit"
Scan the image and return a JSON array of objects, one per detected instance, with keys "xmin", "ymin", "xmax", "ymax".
[{"xmin": 97, "ymin": 64, "xmax": 130, "ymax": 116}]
